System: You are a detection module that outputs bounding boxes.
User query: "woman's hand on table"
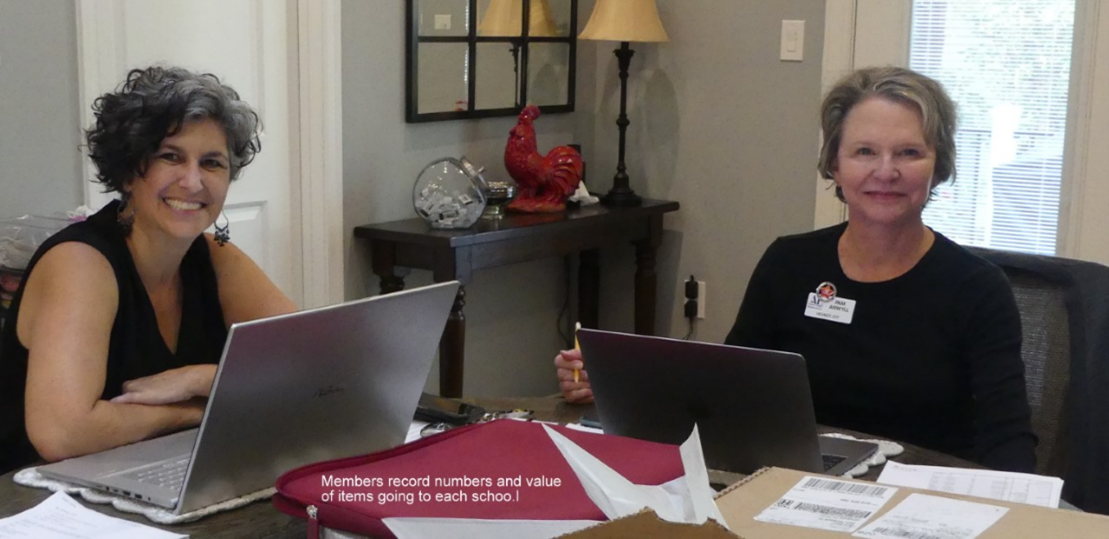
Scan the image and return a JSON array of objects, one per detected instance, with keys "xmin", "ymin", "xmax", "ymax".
[
  {"xmin": 555, "ymin": 349, "xmax": 593, "ymax": 404},
  {"xmin": 110, "ymin": 364, "xmax": 217, "ymax": 405}
]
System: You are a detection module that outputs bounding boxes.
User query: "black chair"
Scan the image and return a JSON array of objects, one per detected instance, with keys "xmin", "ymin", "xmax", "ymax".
[{"xmin": 971, "ymin": 247, "xmax": 1109, "ymax": 514}]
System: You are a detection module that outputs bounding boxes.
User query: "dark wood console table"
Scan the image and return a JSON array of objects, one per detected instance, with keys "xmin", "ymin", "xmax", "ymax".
[{"xmin": 354, "ymin": 199, "xmax": 680, "ymax": 397}]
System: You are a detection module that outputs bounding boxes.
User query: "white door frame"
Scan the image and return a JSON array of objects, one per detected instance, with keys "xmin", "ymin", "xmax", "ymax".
[
  {"xmin": 74, "ymin": 0, "xmax": 344, "ymax": 308},
  {"xmin": 812, "ymin": 0, "xmax": 856, "ymax": 229},
  {"xmin": 74, "ymin": 0, "xmax": 121, "ymax": 213},
  {"xmin": 814, "ymin": 0, "xmax": 912, "ymax": 230},
  {"xmin": 295, "ymin": 0, "xmax": 345, "ymax": 308},
  {"xmin": 1058, "ymin": 0, "xmax": 1106, "ymax": 263}
]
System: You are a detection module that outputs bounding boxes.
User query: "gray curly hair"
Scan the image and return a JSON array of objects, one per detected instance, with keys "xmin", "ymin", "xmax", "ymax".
[{"xmin": 85, "ymin": 66, "xmax": 262, "ymax": 193}]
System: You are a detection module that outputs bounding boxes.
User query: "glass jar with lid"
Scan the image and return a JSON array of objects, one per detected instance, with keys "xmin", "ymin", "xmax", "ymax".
[{"xmin": 412, "ymin": 157, "xmax": 488, "ymax": 229}]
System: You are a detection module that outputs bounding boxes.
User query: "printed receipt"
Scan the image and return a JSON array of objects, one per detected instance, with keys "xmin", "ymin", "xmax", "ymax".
[
  {"xmin": 754, "ymin": 476, "xmax": 898, "ymax": 533},
  {"xmin": 0, "ymin": 491, "xmax": 184, "ymax": 539},
  {"xmin": 854, "ymin": 493, "xmax": 1008, "ymax": 539},
  {"xmin": 877, "ymin": 460, "xmax": 1063, "ymax": 508}
]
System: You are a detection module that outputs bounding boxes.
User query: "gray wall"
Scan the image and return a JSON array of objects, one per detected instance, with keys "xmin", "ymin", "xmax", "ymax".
[
  {"xmin": 2, "ymin": 0, "xmax": 827, "ymax": 395},
  {"xmin": 0, "ymin": 0, "xmax": 83, "ymax": 218},
  {"xmin": 341, "ymin": 0, "xmax": 597, "ymax": 397},
  {"xmin": 342, "ymin": 0, "xmax": 826, "ymax": 397},
  {"xmin": 590, "ymin": 0, "xmax": 826, "ymax": 344}
]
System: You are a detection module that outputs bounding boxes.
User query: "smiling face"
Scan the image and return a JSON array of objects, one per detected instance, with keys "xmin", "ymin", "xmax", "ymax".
[
  {"xmin": 124, "ymin": 118, "xmax": 231, "ymax": 244},
  {"xmin": 834, "ymin": 96, "xmax": 937, "ymax": 229}
]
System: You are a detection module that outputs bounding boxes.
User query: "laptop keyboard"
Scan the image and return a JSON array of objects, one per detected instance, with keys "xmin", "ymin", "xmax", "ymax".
[
  {"xmin": 120, "ymin": 457, "xmax": 191, "ymax": 490},
  {"xmin": 822, "ymin": 454, "xmax": 847, "ymax": 472}
]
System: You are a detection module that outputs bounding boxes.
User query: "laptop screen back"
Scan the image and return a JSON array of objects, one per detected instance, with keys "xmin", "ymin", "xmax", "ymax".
[
  {"xmin": 177, "ymin": 281, "xmax": 459, "ymax": 512},
  {"xmin": 577, "ymin": 328, "xmax": 825, "ymax": 474}
]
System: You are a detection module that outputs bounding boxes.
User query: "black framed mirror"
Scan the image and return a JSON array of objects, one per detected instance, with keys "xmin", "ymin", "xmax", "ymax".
[{"xmin": 406, "ymin": 0, "xmax": 577, "ymax": 123}]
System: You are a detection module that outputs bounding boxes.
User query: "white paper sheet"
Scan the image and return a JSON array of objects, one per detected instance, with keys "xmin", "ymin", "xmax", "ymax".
[
  {"xmin": 544, "ymin": 423, "xmax": 728, "ymax": 528},
  {"xmin": 382, "ymin": 518, "xmax": 601, "ymax": 539},
  {"xmin": 876, "ymin": 460, "xmax": 1063, "ymax": 508},
  {"xmin": 383, "ymin": 423, "xmax": 726, "ymax": 538},
  {"xmin": 853, "ymin": 493, "xmax": 1009, "ymax": 539},
  {"xmin": 0, "ymin": 492, "xmax": 185, "ymax": 539},
  {"xmin": 677, "ymin": 425, "xmax": 730, "ymax": 528},
  {"xmin": 406, "ymin": 421, "xmax": 429, "ymax": 443},
  {"xmin": 507, "ymin": 418, "xmax": 560, "ymax": 426},
  {"xmin": 754, "ymin": 475, "xmax": 898, "ymax": 533},
  {"xmin": 543, "ymin": 424, "xmax": 685, "ymax": 522},
  {"xmin": 563, "ymin": 423, "xmax": 604, "ymax": 435}
]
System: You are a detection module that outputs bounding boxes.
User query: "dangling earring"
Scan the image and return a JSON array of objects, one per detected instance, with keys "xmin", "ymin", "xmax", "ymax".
[
  {"xmin": 117, "ymin": 192, "xmax": 136, "ymax": 234},
  {"xmin": 213, "ymin": 212, "xmax": 231, "ymax": 247}
]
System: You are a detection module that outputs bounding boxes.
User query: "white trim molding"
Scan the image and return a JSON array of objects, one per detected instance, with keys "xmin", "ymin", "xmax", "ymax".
[
  {"xmin": 296, "ymin": 0, "xmax": 346, "ymax": 307},
  {"xmin": 815, "ymin": 0, "xmax": 913, "ymax": 230},
  {"xmin": 852, "ymin": 0, "xmax": 911, "ymax": 68},
  {"xmin": 813, "ymin": 0, "xmax": 856, "ymax": 229},
  {"xmin": 1060, "ymin": 0, "xmax": 1109, "ymax": 264},
  {"xmin": 75, "ymin": 0, "xmax": 124, "ymax": 211}
]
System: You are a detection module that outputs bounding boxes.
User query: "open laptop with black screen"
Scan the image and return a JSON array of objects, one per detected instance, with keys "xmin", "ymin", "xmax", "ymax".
[
  {"xmin": 39, "ymin": 281, "xmax": 459, "ymax": 514},
  {"xmin": 576, "ymin": 328, "xmax": 877, "ymax": 475}
]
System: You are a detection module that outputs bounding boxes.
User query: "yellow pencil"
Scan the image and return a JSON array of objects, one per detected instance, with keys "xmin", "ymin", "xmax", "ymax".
[{"xmin": 573, "ymin": 322, "xmax": 582, "ymax": 383}]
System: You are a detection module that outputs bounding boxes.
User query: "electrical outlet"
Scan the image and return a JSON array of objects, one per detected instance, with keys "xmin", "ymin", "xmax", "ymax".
[
  {"xmin": 683, "ymin": 277, "xmax": 707, "ymax": 320},
  {"xmin": 696, "ymin": 280, "xmax": 706, "ymax": 319}
]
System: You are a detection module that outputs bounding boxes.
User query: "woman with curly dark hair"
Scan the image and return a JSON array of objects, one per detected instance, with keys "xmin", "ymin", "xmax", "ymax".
[{"xmin": 0, "ymin": 66, "xmax": 296, "ymax": 471}]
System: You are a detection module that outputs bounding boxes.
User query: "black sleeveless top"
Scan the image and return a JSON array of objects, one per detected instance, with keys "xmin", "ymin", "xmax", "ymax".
[{"xmin": 0, "ymin": 200, "xmax": 227, "ymax": 472}]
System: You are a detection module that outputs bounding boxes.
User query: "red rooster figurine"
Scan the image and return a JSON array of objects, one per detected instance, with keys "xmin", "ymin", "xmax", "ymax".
[{"xmin": 504, "ymin": 105, "xmax": 584, "ymax": 213}]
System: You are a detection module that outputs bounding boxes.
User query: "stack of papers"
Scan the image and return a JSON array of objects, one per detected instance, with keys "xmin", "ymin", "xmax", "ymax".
[
  {"xmin": 0, "ymin": 492, "xmax": 185, "ymax": 539},
  {"xmin": 876, "ymin": 461, "xmax": 1064, "ymax": 508}
]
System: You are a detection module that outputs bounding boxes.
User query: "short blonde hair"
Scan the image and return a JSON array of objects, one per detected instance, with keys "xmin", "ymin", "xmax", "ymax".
[{"xmin": 818, "ymin": 66, "xmax": 957, "ymax": 202}]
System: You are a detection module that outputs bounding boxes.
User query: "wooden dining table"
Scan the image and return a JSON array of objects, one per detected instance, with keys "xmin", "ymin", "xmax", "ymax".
[{"xmin": 0, "ymin": 396, "xmax": 991, "ymax": 538}]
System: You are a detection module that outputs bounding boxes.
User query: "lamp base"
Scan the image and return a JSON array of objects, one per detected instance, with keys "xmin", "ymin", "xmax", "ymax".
[
  {"xmin": 601, "ymin": 187, "xmax": 642, "ymax": 207},
  {"xmin": 600, "ymin": 41, "xmax": 643, "ymax": 209}
]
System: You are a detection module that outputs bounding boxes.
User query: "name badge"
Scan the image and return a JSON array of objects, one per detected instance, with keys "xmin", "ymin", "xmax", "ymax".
[{"xmin": 803, "ymin": 281, "xmax": 855, "ymax": 324}]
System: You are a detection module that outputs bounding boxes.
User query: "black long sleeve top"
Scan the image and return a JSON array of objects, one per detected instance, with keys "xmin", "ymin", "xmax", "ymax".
[{"xmin": 725, "ymin": 223, "xmax": 1037, "ymax": 472}]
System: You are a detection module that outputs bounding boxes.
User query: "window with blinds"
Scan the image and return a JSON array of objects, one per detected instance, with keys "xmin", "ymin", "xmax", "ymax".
[{"xmin": 909, "ymin": 0, "xmax": 1075, "ymax": 255}]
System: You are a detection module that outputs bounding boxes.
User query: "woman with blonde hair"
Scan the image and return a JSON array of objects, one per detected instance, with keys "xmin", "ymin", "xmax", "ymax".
[{"xmin": 556, "ymin": 66, "xmax": 1036, "ymax": 472}]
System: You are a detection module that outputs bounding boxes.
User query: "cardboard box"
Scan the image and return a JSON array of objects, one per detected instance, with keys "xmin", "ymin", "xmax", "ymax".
[{"xmin": 562, "ymin": 467, "xmax": 1109, "ymax": 538}]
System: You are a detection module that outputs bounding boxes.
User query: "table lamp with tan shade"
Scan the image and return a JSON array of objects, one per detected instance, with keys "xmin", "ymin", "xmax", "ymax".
[
  {"xmin": 478, "ymin": 0, "xmax": 560, "ymax": 37},
  {"xmin": 479, "ymin": 0, "xmax": 561, "ymax": 108},
  {"xmin": 580, "ymin": 0, "xmax": 668, "ymax": 207}
]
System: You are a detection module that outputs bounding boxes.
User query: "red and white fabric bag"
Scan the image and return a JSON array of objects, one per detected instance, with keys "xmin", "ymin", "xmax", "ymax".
[{"xmin": 273, "ymin": 419, "xmax": 723, "ymax": 538}]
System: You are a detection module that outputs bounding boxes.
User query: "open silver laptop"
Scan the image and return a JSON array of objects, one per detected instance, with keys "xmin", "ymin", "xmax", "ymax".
[
  {"xmin": 577, "ymin": 328, "xmax": 877, "ymax": 476},
  {"xmin": 39, "ymin": 281, "xmax": 459, "ymax": 514}
]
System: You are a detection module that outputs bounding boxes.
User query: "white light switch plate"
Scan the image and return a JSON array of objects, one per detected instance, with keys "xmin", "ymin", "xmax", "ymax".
[
  {"xmin": 434, "ymin": 14, "xmax": 452, "ymax": 30},
  {"xmin": 780, "ymin": 20, "xmax": 805, "ymax": 61}
]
